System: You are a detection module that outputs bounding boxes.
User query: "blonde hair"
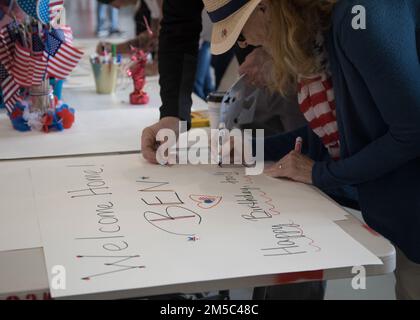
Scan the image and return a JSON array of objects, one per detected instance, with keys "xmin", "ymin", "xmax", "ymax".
[{"xmin": 267, "ymin": 0, "xmax": 337, "ymax": 95}]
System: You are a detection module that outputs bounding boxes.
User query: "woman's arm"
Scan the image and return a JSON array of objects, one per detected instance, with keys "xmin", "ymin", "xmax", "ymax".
[
  {"xmin": 260, "ymin": 125, "xmax": 330, "ymax": 162},
  {"xmin": 313, "ymin": 0, "xmax": 420, "ymax": 189}
]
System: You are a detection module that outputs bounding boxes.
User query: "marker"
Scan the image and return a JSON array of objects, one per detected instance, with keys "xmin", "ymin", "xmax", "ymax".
[
  {"xmin": 295, "ymin": 137, "xmax": 303, "ymax": 153},
  {"xmin": 100, "ymin": 45, "xmax": 108, "ymax": 64},
  {"xmin": 111, "ymin": 44, "xmax": 118, "ymax": 64},
  {"xmin": 218, "ymin": 122, "xmax": 226, "ymax": 167}
]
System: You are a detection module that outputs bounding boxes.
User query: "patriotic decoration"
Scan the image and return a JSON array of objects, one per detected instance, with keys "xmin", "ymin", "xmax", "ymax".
[
  {"xmin": 44, "ymin": 30, "xmax": 83, "ymax": 79},
  {"xmin": 0, "ymin": 63, "xmax": 20, "ymax": 113},
  {"xmin": 16, "ymin": 0, "xmax": 39, "ymax": 21},
  {"xmin": 0, "ymin": 0, "xmax": 81, "ymax": 133},
  {"xmin": 49, "ymin": 0, "xmax": 65, "ymax": 22},
  {"xmin": 0, "ymin": 24, "xmax": 17, "ymax": 71},
  {"xmin": 9, "ymin": 100, "xmax": 75, "ymax": 133},
  {"xmin": 12, "ymin": 43, "xmax": 33, "ymax": 87},
  {"xmin": 31, "ymin": 29, "xmax": 49, "ymax": 85},
  {"xmin": 17, "ymin": 0, "xmax": 64, "ymax": 25}
]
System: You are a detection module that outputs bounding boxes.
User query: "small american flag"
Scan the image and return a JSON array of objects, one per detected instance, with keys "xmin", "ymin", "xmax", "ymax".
[
  {"xmin": 6, "ymin": 22, "xmax": 19, "ymax": 44},
  {"xmin": 50, "ymin": 28, "xmax": 65, "ymax": 43},
  {"xmin": 44, "ymin": 30, "xmax": 63, "ymax": 57},
  {"xmin": 12, "ymin": 43, "xmax": 33, "ymax": 87},
  {"xmin": 49, "ymin": 0, "xmax": 65, "ymax": 21},
  {"xmin": 0, "ymin": 63, "xmax": 20, "ymax": 113},
  {"xmin": 51, "ymin": 25, "xmax": 74, "ymax": 44},
  {"xmin": 0, "ymin": 27, "xmax": 15, "ymax": 71},
  {"xmin": 61, "ymin": 26, "xmax": 74, "ymax": 44},
  {"xmin": 45, "ymin": 37, "xmax": 84, "ymax": 80},
  {"xmin": 31, "ymin": 32, "xmax": 49, "ymax": 85}
]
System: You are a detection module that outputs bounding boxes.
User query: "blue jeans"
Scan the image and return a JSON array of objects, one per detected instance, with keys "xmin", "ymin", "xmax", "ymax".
[
  {"xmin": 97, "ymin": 3, "xmax": 119, "ymax": 32},
  {"xmin": 194, "ymin": 41, "xmax": 215, "ymax": 100}
]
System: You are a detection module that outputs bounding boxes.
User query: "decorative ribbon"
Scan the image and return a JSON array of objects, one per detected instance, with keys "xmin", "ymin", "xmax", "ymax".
[{"xmin": 207, "ymin": 0, "xmax": 250, "ymax": 23}]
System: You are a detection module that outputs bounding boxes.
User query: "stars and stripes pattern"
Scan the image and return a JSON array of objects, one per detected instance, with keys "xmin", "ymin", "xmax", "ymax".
[
  {"xmin": 298, "ymin": 74, "xmax": 341, "ymax": 161},
  {"xmin": 0, "ymin": 13, "xmax": 82, "ymax": 112},
  {"xmin": 32, "ymin": 32, "xmax": 49, "ymax": 85},
  {"xmin": 0, "ymin": 27, "xmax": 15, "ymax": 71},
  {"xmin": 50, "ymin": 24, "xmax": 73, "ymax": 43},
  {"xmin": 11, "ymin": 43, "xmax": 33, "ymax": 87},
  {"xmin": 297, "ymin": 33, "xmax": 341, "ymax": 161},
  {"xmin": 16, "ymin": 0, "xmax": 38, "ymax": 20},
  {"xmin": 17, "ymin": 0, "xmax": 64, "ymax": 24},
  {"xmin": 44, "ymin": 37, "xmax": 83, "ymax": 80},
  {"xmin": 61, "ymin": 26, "xmax": 74, "ymax": 44},
  {"xmin": 49, "ymin": 0, "xmax": 65, "ymax": 21},
  {"xmin": 45, "ymin": 30, "xmax": 62, "ymax": 56},
  {"xmin": 0, "ymin": 63, "xmax": 21, "ymax": 113}
]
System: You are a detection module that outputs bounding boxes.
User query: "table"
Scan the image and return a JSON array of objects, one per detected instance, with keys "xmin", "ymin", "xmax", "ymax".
[{"xmin": 0, "ymin": 41, "xmax": 396, "ymax": 300}]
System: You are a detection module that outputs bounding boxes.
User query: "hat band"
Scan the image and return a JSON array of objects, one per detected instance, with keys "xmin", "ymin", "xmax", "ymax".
[{"xmin": 207, "ymin": 0, "xmax": 250, "ymax": 23}]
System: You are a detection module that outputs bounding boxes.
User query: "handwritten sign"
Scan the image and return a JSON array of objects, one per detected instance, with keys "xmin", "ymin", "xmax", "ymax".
[{"xmin": 31, "ymin": 154, "xmax": 380, "ymax": 298}]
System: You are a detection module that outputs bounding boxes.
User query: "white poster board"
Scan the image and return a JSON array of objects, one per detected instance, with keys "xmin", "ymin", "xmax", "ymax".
[
  {"xmin": 31, "ymin": 154, "xmax": 381, "ymax": 298},
  {"xmin": 0, "ymin": 167, "xmax": 42, "ymax": 251}
]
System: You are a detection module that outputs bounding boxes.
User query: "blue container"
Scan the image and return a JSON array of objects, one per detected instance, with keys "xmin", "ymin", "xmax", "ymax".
[{"xmin": 50, "ymin": 78, "xmax": 64, "ymax": 100}]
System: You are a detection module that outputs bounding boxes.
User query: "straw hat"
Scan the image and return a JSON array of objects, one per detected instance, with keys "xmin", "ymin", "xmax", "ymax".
[{"xmin": 203, "ymin": 0, "xmax": 261, "ymax": 55}]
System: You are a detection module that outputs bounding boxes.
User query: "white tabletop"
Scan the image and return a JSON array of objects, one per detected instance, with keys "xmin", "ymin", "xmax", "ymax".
[{"xmin": 0, "ymin": 50, "xmax": 208, "ymax": 161}]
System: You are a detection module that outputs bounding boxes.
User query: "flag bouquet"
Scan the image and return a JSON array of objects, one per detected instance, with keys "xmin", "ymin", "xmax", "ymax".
[{"xmin": 0, "ymin": 0, "xmax": 83, "ymax": 133}]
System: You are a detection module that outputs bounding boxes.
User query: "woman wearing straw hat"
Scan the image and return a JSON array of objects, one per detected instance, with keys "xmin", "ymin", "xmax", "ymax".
[{"xmin": 201, "ymin": 0, "xmax": 420, "ymax": 299}]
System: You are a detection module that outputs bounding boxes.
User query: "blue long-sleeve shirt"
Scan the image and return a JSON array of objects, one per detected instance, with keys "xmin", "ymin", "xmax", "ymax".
[{"xmin": 264, "ymin": 0, "xmax": 420, "ymax": 263}]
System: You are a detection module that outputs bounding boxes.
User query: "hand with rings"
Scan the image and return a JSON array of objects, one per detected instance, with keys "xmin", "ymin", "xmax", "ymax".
[{"xmin": 264, "ymin": 151, "xmax": 314, "ymax": 185}]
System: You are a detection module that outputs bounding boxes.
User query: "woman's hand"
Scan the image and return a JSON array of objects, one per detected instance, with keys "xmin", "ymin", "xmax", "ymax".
[
  {"xmin": 141, "ymin": 117, "xmax": 180, "ymax": 164},
  {"xmin": 264, "ymin": 151, "xmax": 315, "ymax": 184}
]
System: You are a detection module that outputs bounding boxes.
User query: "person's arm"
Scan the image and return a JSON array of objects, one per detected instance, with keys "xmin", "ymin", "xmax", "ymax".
[
  {"xmin": 313, "ymin": 1, "xmax": 420, "ymax": 189},
  {"xmin": 144, "ymin": 0, "xmax": 162, "ymax": 20},
  {"xmin": 158, "ymin": 0, "xmax": 203, "ymax": 126}
]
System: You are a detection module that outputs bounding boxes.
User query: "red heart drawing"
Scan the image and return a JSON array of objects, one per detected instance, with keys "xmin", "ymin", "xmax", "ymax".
[{"xmin": 189, "ymin": 195, "xmax": 222, "ymax": 209}]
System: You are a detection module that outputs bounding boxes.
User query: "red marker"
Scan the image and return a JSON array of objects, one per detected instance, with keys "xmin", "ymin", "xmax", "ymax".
[{"xmin": 295, "ymin": 137, "xmax": 303, "ymax": 153}]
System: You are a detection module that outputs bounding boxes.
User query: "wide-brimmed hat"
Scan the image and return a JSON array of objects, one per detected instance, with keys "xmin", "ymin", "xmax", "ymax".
[{"xmin": 203, "ymin": 0, "xmax": 261, "ymax": 55}]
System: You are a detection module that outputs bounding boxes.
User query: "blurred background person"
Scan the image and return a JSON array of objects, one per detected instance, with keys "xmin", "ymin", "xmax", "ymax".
[
  {"xmin": 96, "ymin": 0, "xmax": 122, "ymax": 37},
  {"xmin": 97, "ymin": 0, "xmax": 161, "ymax": 75},
  {"xmin": 193, "ymin": 11, "xmax": 215, "ymax": 101}
]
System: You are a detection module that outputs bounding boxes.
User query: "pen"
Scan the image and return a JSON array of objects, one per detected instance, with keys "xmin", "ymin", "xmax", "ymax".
[
  {"xmin": 100, "ymin": 45, "xmax": 108, "ymax": 64},
  {"xmin": 111, "ymin": 44, "xmax": 118, "ymax": 64},
  {"xmin": 218, "ymin": 122, "xmax": 226, "ymax": 167},
  {"xmin": 295, "ymin": 137, "xmax": 303, "ymax": 153}
]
